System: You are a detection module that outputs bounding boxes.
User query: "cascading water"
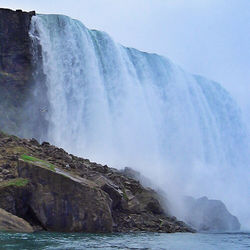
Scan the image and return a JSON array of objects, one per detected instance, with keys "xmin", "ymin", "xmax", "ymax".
[{"xmin": 29, "ymin": 14, "xmax": 249, "ymax": 227}]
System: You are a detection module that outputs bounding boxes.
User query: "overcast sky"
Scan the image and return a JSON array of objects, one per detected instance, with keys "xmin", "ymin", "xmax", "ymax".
[{"xmin": 1, "ymin": 0, "xmax": 250, "ymax": 110}]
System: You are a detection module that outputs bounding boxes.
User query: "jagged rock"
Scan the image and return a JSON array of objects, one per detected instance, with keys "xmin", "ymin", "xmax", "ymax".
[
  {"xmin": 0, "ymin": 208, "xmax": 34, "ymax": 233},
  {"xmin": 91, "ymin": 175, "xmax": 123, "ymax": 209},
  {"xmin": 17, "ymin": 159, "xmax": 113, "ymax": 233},
  {"xmin": 184, "ymin": 196, "xmax": 241, "ymax": 231},
  {"xmin": 0, "ymin": 131, "xmax": 194, "ymax": 233}
]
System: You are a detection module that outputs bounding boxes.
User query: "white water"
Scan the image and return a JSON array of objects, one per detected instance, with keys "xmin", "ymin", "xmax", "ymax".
[{"xmin": 29, "ymin": 14, "xmax": 250, "ymax": 228}]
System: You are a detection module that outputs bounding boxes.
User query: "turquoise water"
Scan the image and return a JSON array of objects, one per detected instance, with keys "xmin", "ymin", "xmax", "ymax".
[{"xmin": 0, "ymin": 232, "xmax": 249, "ymax": 249}]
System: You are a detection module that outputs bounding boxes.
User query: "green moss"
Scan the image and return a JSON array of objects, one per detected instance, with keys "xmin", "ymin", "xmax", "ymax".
[
  {"xmin": 0, "ymin": 178, "xmax": 29, "ymax": 188},
  {"xmin": 159, "ymin": 219, "xmax": 164, "ymax": 227},
  {"xmin": 122, "ymin": 187, "xmax": 129, "ymax": 201},
  {"xmin": 20, "ymin": 154, "xmax": 56, "ymax": 172}
]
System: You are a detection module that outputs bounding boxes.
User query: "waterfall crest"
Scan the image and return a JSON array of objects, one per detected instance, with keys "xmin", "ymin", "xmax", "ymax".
[{"xmin": 29, "ymin": 14, "xmax": 250, "ymax": 227}]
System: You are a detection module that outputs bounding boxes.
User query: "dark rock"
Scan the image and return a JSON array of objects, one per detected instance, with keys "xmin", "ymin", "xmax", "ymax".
[
  {"xmin": 0, "ymin": 182, "xmax": 33, "ymax": 225},
  {"xmin": 92, "ymin": 175, "xmax": 123, "ymax": 209},
  {"xmin": 29, "ymin": 138, "xmax": 40, "ymax": 146},
  {"xmin": 41, "ymin": 141, "xmax": 50, "ymax": 147},
  {"xmin": 0, "ymin": 8, "xmax": 48, "ymax": 140},
  {"xmin": 1, "ymin": 164, "xmax": 12, "ymax": 169},
  {"xmin": 0, "ymin": 8, "xmax": 35, "ymax": 135},
  {"xmin": 18, "ymin": 159, "xmax": 113, "ymax": 233},
  {"xmin": 0, "ymin": 131, "xmax": 194, "ymax": 233}
]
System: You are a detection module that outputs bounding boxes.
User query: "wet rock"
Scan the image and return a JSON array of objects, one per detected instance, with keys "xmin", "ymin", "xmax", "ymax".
[
  {"xmin": 0, "ymin": 208, "xmax": 34, "ymax": 233},
  {"xmin": 0, "ymin": 131, "xmax": 194, "ymax": 233},
  {"xmin": 18, "ymin": 159, "xmax": 113, "ymax": 233},
  {"xmin": 0, "ymin": 8, "xmax": 35, "ymax": 135},
  {"xmin": 92, "ymin": 175, "xmax": 123, "ymax": 209},
  {"xmin": 0, "ymin": 181, "xmax": 30, "ymax": 218}
]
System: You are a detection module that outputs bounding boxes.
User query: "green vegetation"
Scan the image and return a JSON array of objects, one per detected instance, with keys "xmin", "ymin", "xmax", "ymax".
[
  {"xmin": 20, "ymin": 154, "xmax": 56, "ymax": 172},
  {"xmin": 159, "ymin": 219, "xmax": 164, "ymax": 227},
  {"xmin": 122, "ymin": 187, "xmax": 129, "ymax": 201},
  {"xmin": 0, "ymin": 178, "xmax": 29, "ymax": 188}
]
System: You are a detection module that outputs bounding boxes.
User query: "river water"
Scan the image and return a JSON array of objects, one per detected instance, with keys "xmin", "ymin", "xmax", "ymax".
[{"xmin": 0, "ymin": 232, "xmax": 249, "ymax": 249}]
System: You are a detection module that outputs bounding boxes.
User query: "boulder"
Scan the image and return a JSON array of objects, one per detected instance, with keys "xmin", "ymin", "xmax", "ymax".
[
  {"xmin": 184, "ymin": 196, "xmax": 241, "ymax": 231},
  {"xmin": 0, "ymin": 208, "xmax": 34, "ymax": 233},
  {"xmin": 0, "ymin": 180, "xmax": 30, "ymax": 217},
  {"xmin": 17, "ymin": 159, "xmax": 113, "ymax": 232},
  {"xmin": 122, "ymin": 188, "xmax": 163, "ymax": 215},
  {"xmin": 91, "ymin": 175, "xmax": 123, "ymax": 209}
]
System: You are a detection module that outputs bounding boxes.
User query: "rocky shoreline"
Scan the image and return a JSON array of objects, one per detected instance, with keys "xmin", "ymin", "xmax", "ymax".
[{"xmin": 0, "ymin": 131, "xmax": 194, "ymax": 233}]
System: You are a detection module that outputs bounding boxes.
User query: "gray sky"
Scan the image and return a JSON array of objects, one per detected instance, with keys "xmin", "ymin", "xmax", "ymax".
[{"xmin": 1, "ymin": 0, "xmax": 250, "ymax": 110}]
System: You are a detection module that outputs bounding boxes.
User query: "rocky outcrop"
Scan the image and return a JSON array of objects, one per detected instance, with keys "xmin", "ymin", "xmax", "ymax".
[
  {"xmin": 184, "ymin": 196, "xmax": 241, "ymax": 231},
  {"xmin": 0, "ymin": 8, "xmax": 48, "ymax": 139},
  {"xmin": 0, "ymin": 9, "xmax": 35, "ymax": 135},
  {"xmin": 0, "ymin": 208, "xmax": 34, "ymax": 233},
  {"xmin": 17, "ymin": 159, "xmax": 113, "ymax": 232},
  {"xmin": 0, "ymin": 131, "xmax": 194, "ymax": 233}
]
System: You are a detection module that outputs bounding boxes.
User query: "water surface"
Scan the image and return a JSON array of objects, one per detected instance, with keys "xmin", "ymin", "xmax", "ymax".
[{"xmin": 0, "ymin": 232, "xmax": 249, "ymax": 249}]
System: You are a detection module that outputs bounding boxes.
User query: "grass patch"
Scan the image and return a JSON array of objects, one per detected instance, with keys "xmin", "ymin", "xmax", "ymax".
[
  {"xmin": 20, "ymin": 154, "xmax": 56, "ymax": 172},
  {"xmin": 0, "ymin": 178, "xmax": 29, "ymax": 188}
]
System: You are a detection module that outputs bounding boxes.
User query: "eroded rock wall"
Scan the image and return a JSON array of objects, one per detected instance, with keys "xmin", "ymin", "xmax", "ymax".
[
  {"xmin": 0, "ymin": 8, "xmax": 48, "ymax": 140},
  {"xmin": 0, "ymin": 9, "xmax": 35, "ymax": 133}
]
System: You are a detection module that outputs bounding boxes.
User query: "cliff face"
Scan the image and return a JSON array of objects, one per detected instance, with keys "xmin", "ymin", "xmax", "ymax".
[
  {"xmin": 0, "ymin": 8, "xmax": 48, "ymax": 139},
  {"xmin": 0, "ymin": 8, "xmax": 35, "ymax": 134},
  {"xmin": 0, "ymin": 9, "xmax": 35, "ymax": 76}
]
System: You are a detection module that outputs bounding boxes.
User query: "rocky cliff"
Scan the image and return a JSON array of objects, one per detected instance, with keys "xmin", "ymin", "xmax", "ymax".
[
  {"xmin": 0, "ymin": 9, "xmax": 34, "ymax": 134},
  {"xmin": 0, "ymin": 131, "xmax": 194, "ymax": 233},
  {"xmin": 0, "ymin": 8, "xmax": 48, "ymax": 139}
]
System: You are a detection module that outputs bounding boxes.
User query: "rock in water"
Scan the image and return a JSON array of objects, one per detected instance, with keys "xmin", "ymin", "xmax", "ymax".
[
  {"xmin": 184, "ymin": 196, "xmax": 241, "ymax": 231},
  {"xmin": 17, "ymin": 159, "xmax": 113, "ymax": 233},
  {"xmin": 0, "ymin": 208, "xmax": 34, "ymax": 233}
]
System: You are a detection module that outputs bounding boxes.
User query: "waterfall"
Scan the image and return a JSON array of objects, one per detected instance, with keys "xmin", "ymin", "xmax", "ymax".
[{"xmin": 29, "ymin": 14, "xmax": 250, "ymax": 227}]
